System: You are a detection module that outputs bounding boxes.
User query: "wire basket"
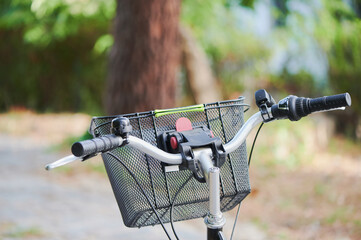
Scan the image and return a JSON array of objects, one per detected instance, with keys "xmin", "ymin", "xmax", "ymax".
[{"xmin": 89, "ymin": 97, "xmax": 251, "ymax": 228}]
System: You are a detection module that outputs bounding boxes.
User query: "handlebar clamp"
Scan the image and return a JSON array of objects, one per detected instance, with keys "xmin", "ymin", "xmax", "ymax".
[{"xmin": 158, "ymin": 126, "xmax": 226, "ymax": 183}]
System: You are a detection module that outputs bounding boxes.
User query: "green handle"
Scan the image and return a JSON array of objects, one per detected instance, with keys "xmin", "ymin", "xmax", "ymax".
[{"xmin": 154, "ymin": 104, "xmax": 205, "ymax": 117}]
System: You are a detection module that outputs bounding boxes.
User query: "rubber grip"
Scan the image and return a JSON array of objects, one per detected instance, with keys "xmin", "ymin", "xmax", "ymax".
[
  {"xmin": 71, "ymin": 134, "xmax": 122, "ymax": 157},
  {"xmin": 287, "ymin": 92, "xmax": 351, "ymax": 121},
  {"xmin": 309, "ymin": 93, "xmax": 351, "ymax": 112}
]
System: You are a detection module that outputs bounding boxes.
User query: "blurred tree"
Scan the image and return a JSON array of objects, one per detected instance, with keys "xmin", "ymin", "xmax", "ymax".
[
  {"xmin": 272, "ymin": 0, "xmax": 289, "ymax": 26},
  {"xmin": 315, "ymin": 0, "xmax": 361, "ymax": 138},
  {"xmin": 0, "ymin": 0, "xmax": 114, "ymax": 114},
  {"xmin": 181, "ymin": 0, "xmax": 271, "ymax": 99},
  {"xmin": 179, "ymin": 24, "xmax": 221, "ymax": 104},
  {"xmin": 105, "ymin": 0, "xmax": 181, "ymax": 114}
]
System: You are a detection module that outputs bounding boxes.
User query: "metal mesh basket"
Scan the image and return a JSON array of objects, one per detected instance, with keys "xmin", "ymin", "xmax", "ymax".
[{"xmin": 89, "ymin": 97, "xmax": 250, "ymax": 228}]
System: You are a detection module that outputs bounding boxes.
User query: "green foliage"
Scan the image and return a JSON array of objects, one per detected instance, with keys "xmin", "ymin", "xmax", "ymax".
[
  {"xmin": 312, "ymin": 0, "xmax": 361, "ymax": 138},
  {"xmin": 264, "ymin": 1, "xmax": 330, "ymax": 92},
  {"xmin": 269, "ymin": 70, "xmax": 317, "ymax": 96},
  {"xmin": 318, "ymin": 1, "xmax": 361, "ymax": 114},
  {"xmin": 93, "ymin": 34, "xmax": 114, "ymax": 55},
  {"xmin": 181, "ymin": 0, "xmax": 270, "ymax": 97},
  {"xmin": 0, "ymin": 0, "xmax": 114, "ymax": 114},
  {"xmin": 250, "ymin": 0, "xmax": 360, "ymax": 138},
  {"xmin": 0, "ymin": 0, "xmax": 114, "ymax": 46},
  {"xmin": 239, "ymin": 0, "xmax": 256, "ymax": 9}
]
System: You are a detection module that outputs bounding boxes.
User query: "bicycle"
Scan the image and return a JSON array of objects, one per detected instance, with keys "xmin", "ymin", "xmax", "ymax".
[{"xmin": 46, "ymin": 89, "xmax": 351, "ymax": 240}]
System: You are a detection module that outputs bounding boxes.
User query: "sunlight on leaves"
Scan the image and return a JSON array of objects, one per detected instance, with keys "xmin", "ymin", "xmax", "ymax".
[{"xmin": 93, "ymin": 34, "xmax": 114, "ymax": 55}]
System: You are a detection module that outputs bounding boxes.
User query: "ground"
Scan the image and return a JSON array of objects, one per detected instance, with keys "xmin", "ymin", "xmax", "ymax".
[{"xmin": 0, "ymin": 110, "xmax": 360, "ymax": 239}]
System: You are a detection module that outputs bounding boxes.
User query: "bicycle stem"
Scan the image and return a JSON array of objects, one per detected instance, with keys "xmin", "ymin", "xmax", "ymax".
[{"xmin": 199, "ymin": 151, "xmax": 226, "ymax": 240}]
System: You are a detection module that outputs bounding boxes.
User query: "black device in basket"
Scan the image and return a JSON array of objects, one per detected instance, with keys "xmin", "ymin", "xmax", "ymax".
[{"xmin": 89, "ymin": 98, "xmax": 250, "ymax": 228}]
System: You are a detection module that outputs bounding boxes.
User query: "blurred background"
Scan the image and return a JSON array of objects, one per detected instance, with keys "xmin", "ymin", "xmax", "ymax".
[{"xmin": 0, "ymin": 0, "xmax": 360, "ymax": 239}]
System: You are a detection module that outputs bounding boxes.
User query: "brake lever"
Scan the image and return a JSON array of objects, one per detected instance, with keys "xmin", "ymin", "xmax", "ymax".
[{"xmin": 45, "ymin": 155, "xmax": 83, "ymax": 170}]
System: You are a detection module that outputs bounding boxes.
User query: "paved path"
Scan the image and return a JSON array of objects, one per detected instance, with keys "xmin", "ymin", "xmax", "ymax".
[{"xmin": 0, "ymin": 134, "xmax": 265, "ymax": 240}]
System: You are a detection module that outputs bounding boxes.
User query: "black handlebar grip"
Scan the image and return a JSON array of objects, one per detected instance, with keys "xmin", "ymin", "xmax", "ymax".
[
  {"xmin": 287, "ymin": 93, "xmax": 351, "ymax": 121},
  {"xmin": 71, "ymin": 134, "xmax": 122, "ymax": 157},
  {"xmin": 309, "ymin": 93, "xmax": 351, "ymax": 112}
]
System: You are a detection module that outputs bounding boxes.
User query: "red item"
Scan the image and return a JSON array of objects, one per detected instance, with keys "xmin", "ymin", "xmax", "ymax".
[
  {"xmin": 175, "ymin": 117, "xmax": 193, "ymax": 132},
  {"xmin": 170, "ymin": 136, "xmax": 178, "ymax": 150}
]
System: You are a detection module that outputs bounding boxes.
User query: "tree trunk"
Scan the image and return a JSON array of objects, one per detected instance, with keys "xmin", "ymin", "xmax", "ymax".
[
  {"xmin": 106, "ymin": 0, "xmax": 181, "ymax": 115},
  {"xmin": 180, "ymin": 25, "xmax": 221, "ymax": 104}
]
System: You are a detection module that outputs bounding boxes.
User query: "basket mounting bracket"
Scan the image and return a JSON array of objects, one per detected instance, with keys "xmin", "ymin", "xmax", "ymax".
[{"xmin": 157, "ymin": 118, "xmax": 226, "ymax": 183}]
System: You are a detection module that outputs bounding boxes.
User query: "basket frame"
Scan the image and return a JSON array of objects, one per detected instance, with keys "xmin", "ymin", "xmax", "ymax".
[{"xmin": 89, "ymin": 98, "xmax": 251, "ymax": 228}]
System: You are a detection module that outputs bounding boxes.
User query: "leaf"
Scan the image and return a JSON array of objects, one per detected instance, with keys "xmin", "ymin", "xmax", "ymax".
[
  {"xmin": 239, "ymin": 0, "xmax": 255, "ymax": 9},
  {"xmin": 93, "ymin": 34, "xmax": 114, "ymax": 54}
]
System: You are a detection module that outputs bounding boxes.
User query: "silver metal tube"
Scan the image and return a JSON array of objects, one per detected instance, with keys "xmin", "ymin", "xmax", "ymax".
[
  {"xmin": 127, "ymin": 136, "xmax": 183, "ymax": 164},
  {"xmin": 198, "ymin": 151, "xmax": 213, "ymax": 182},
  {"xmin": 128, "ymin": 112, "xmax": 265, "ymax": 165},
  {"xmin": 45, "ymin": 155, "xmax": 81, "ymax": 170},
  {"xmin": 209, "ymin": 167, "xmax": 221, "ymax": 217},
  {"xmin": 198, "ymin": 152, "xmax": 219, "ymax": 213},
  {"xmin": 198, "ymin": 151, "xmax": 226, "ymax": 229},
  {"xmin": 223, "ymin": 111, "xmax": 263, "ymax": 154}
]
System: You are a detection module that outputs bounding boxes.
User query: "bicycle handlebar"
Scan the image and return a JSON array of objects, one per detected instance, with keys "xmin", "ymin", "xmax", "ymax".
[
  {"xmin": 46, "ymin": 90, "xmax": 352, "ymax": 170},
  {"xmin": 45, "ymin": 155, "xmax": 81, "ymax": 170},
  {"xmin": 45, "ymin": 135, "xmax": 124, "ymax": 170},
  {"xmin": 271, "ymin": 92, "xmax": 351, "ymax": 121},
  {"xmin": 71, "ymin": 134, "xmax": 123, "ymax": 157},
  {"xmin": 67, "ymin": 111, "xmax": 265, "ymax": 164},
  {"xmin": 308, "ymin": 93, "xmax": 351, "ymax": 112}
]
